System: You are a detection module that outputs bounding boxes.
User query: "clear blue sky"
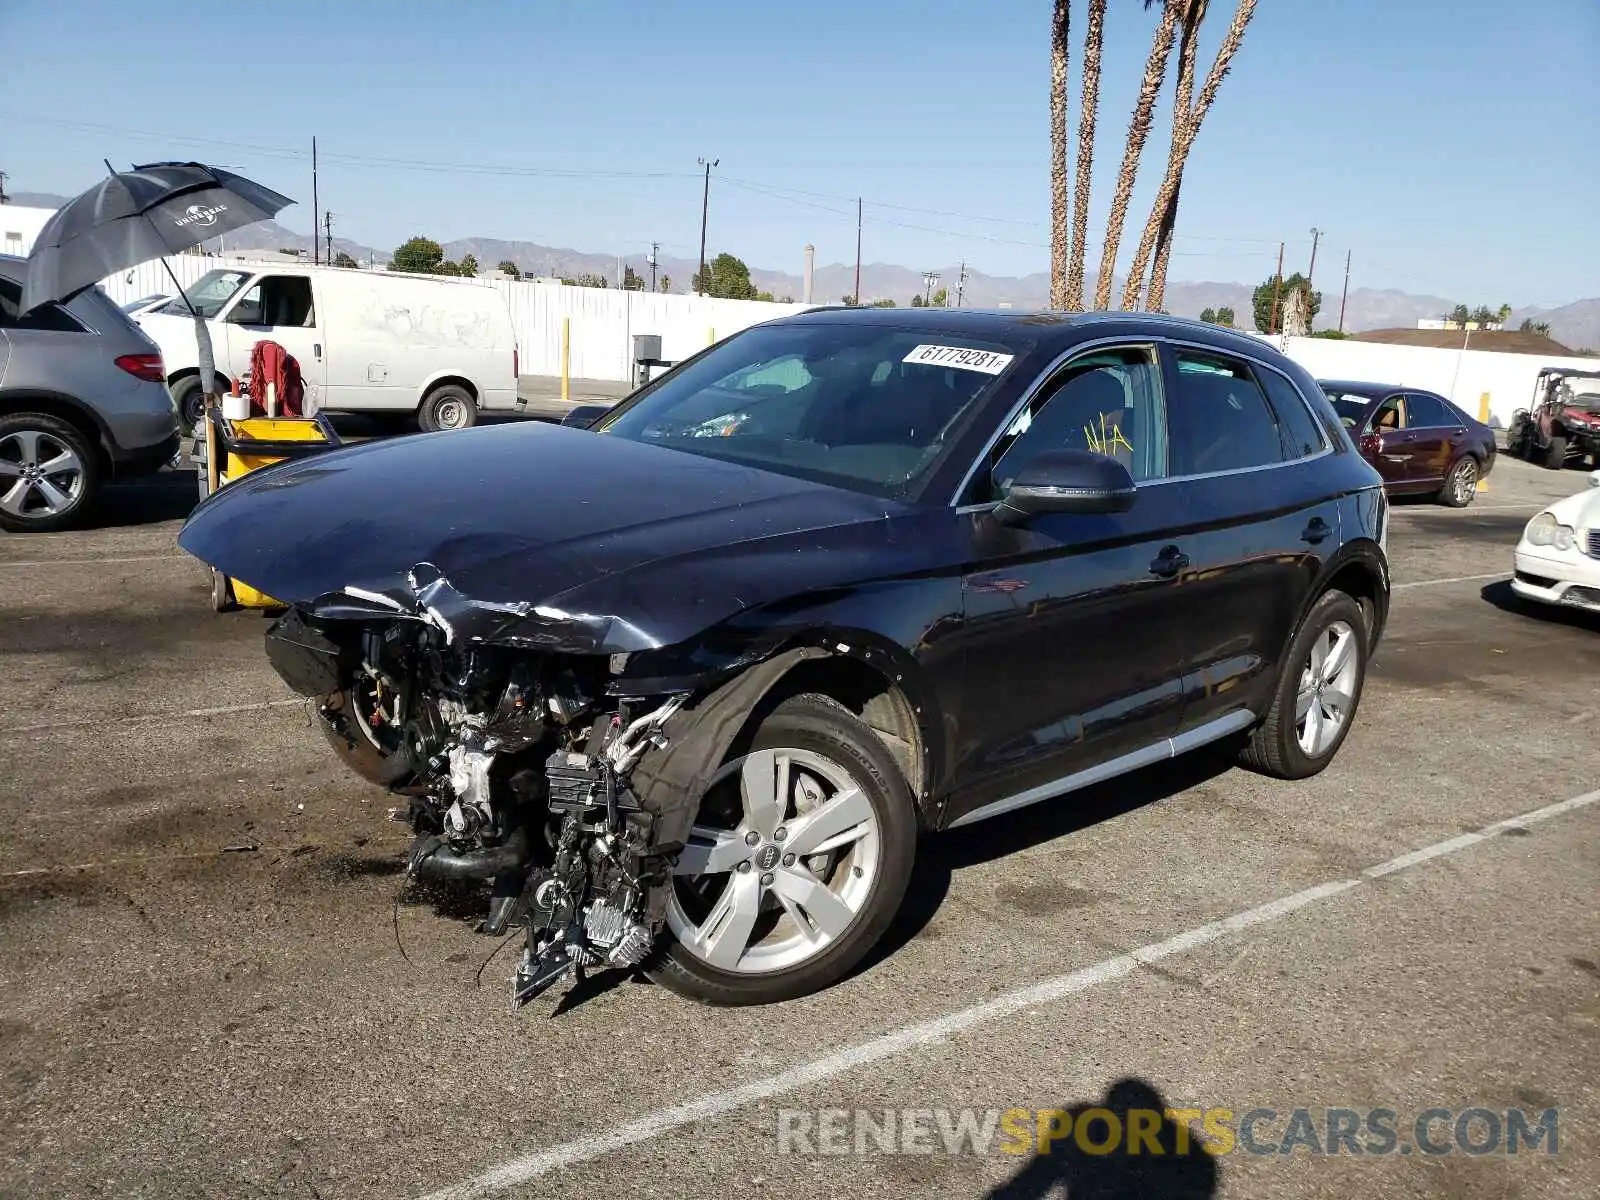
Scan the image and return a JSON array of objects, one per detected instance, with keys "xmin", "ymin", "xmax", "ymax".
[{"xmin": 2, "ymin": 0, "xmax": 1595, "ymax": 305}]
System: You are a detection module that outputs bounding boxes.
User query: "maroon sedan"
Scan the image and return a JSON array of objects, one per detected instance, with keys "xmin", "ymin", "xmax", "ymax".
[{"xmin": 1319, "ymin": 379, "xmax": 1496, "ymax": 508}]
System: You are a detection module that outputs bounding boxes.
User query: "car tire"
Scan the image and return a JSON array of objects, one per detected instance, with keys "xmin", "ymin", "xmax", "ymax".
[
  {"xmin": 316, "ymin": 687, "xmax": 415, "ymax": 788},
  {"xmin": 0, "ymin": 413, "xmax": 101, "ymax": 534},
  {"xmin": 648, "ymin": 693, "xmax": 917, "ymax": 1006},
  {"xmin": 1239, "ymin": 589, "xmax": 1368, "ymax": 781},
  {"xmin": 172, "ymin": 376, "xmax": 208, "ymax": 432},
  {"xmin": 418, "ymin": 384, "xmax": 478, "ymax": 432},
  {"xmin": 1437, "ymin": 456, "xmax": 1479, "ymax": 507},
  {"xmin": 1543, "ymin": 435, "xmax": 1567, "ymax": 470}
]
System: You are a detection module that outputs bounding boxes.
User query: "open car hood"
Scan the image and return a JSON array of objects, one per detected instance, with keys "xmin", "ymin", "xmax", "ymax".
[{"xmin": 178, "ymin": 421, "xmax": 909, "ymax": 653}]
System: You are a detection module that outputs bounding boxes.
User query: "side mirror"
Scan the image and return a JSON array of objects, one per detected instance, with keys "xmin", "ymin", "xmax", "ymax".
[
  {"xmin": 560, "ymin": 402, "xmax": 614, "ymax": 429},
  {"xmin": 994, "ymin": 449, "xmax": 1136, "ymax": 526},
  {"xmin": 1359, "ymin": 431, "xmax": 1382, "ymax": 455}
]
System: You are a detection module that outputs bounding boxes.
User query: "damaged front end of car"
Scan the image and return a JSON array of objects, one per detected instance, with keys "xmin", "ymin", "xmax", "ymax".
[{"xmin": 263, "ymin": 565, "xmax": 810, "ymax": 1010}]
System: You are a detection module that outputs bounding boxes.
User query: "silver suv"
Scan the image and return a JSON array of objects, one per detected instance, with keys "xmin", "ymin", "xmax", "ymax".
[{"xmin": 0, "ymin": 254, "xmax": 180, "ymax": 532}]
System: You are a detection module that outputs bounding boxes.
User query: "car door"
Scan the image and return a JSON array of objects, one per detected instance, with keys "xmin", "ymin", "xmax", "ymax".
[
  {"xmin": 1398, "ymin": 391, "xmax": 1457, "ymax": 484},
  {"xmin": 1161, "ymin": 344, "xmax": 1344, "ymax": 731},
  {"xmin": 219, "ymin": 273, "xmax": 326, "ymax": 408},
  {"xmin": 945, "ymin": 341, "xmax": 1191, "ymax": 825},
  {"xmin": 1362, "ymin": 392, "xmax": 1420, "ymax": 491}
]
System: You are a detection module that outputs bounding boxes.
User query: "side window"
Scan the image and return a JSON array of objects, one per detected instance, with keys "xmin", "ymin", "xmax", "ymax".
[
  {"xmin": 1169, "ymin": 350, "xmax": 1288, "ymax": 475},
  {"xmin": 0, "ymin": 278, "xmax": 87, "ymax": 333},
  {"xmin": 1402, "ymin": 392, "xmax": 1453, "ymax": 428},
  {"xmin": 1258, "ymin": 369, "xmax": 1329, "ymax": 459},
  {"xmin": 227, "ymin": 276, "xmax": 315, "ymax": 328},
  {"xmin": 1370, "ymin": 395, "xmax": 1404, "ymax": 432},
  {"xmin": 979, "ymin": 344, "xmax": 1167, "ymax": 501}
]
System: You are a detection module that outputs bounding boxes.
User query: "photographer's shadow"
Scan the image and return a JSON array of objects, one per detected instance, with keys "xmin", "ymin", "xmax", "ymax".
[{"xmin": 988, "ymin": 1079, "xmax": 1219, "ymax": 1199}]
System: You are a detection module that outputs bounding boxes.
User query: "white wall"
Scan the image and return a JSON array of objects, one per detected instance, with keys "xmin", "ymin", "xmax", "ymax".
[
  {"xmin": 1271, "ymin": 336, "xmax": 1598, "ymax": 427},
  {"xmin": 0, "ymin": 206, "xmax": 58, "ymax": 258},
  {"xmin": 91, "ymin": 254, "xmax": 809, "ymax": 381}
]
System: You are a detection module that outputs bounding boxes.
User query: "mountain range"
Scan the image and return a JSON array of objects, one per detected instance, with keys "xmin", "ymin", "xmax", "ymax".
[{"xmin": 10, "ymin": 191, "xmax": 1597, "ymax": 349}]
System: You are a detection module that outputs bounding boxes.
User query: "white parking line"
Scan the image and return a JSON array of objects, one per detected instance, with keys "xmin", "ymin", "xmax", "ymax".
[
  {"xmin": 0, "ymin": 553, "xmax": 188, "ymax": 569},
  {"xmin": 0, "ymin": 698, "xmax": 305, "ymax": 736},
  {"xmin": 1392, "ymin": 571, "xmax": 1508, "ymax": 590},
  {"xmin": 418, "ymin": 786, "xmax": 1600, "ymax": 1200}
]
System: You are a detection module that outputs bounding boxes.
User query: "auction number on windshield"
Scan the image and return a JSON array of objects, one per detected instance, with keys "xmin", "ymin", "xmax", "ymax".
[{"xmin": 902, "ymin": 345, "xmax": 1014, "ymax": 375}]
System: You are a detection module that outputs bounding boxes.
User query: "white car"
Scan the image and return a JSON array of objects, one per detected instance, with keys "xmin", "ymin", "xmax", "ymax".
[{"xmin": 1512, "ymin": 470, "xmax": 1600, "ymax": 614}]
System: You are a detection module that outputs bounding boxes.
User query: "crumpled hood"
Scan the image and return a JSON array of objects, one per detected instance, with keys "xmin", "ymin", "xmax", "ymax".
[{"xmin": 178, "ymin": 421, "xmax": 914, "ymax": 653}]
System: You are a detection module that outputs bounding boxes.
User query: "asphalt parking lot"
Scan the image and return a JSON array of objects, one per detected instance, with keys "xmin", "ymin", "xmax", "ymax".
[{"xmin": 2, "ymin": 450, "xmax": 1597, "ymax": 1200}]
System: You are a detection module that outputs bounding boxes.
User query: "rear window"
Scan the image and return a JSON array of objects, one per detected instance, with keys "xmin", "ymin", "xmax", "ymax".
[{"xmin": 0, "ymin": 278, "xmax": 88, "ymax": 333}]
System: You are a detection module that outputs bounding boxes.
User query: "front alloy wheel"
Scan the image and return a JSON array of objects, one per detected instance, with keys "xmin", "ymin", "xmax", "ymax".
[
  {"xmin": 1295, "ymin": 620, "xmax": 1360, "ymax": 757},
  {"xmin": 650, "ymin": 694, "xmax": 916, "ymax": 1005}
]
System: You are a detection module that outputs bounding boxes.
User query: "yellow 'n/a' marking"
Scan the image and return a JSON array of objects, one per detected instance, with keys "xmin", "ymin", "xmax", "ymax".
[{"xmin": 1084, "ymin": 413, "xmax": 1134, "ymax": 457}]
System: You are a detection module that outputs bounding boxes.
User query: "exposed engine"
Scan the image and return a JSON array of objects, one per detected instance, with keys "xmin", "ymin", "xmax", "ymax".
[{"xmin": 268, "ymin": 606, "xmax": 688, "ymax": 1008}]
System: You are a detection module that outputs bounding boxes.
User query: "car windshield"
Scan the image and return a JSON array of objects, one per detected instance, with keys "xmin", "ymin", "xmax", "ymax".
[
  {"xmin": 121, "ymin": 294, "xmax": 168, "ymax": 313},
  {"xmin": 598, "ymin": 321, "xmax": 1026, "ymax": 498},
  {"xmin": 156, "ymin": 270, "xmax": 252, "ymax": 318},
  {"xmin": 1323, "ymin": 390, "xmax": 1372, "ymax": 428}
]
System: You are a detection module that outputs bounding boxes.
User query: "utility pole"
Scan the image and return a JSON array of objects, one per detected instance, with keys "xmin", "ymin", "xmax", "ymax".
[
  {"xmin": 648, "ymin": 242, "xmax": 658, "ymax": 292},
  {"xmin": 696, "ymin": 157, "xmax": 718, "ymax": 296},
  {"xmin": 311, "ymin": 137, "xmax": 319, "ymax": 264},
  {"xmin": 922, "ymin": 271, "xmax": 939, "ymax": 306},
  {"xmin": 1307, "ymin": 227, "xmax": 1322, "ymax": 291},
  {"xmin": 1270, "ymin": 241, "xmax": 1285, "ymax": 334},
  {"xmin": 955, "ymin": 260, "xmax": 968, "ymax": 308},
  {"xmin": 853, "ymin": 197, "xmax": 862, "ymax": 305},
  {"xmin": 1337, "ymin": 249, "xmax": 1352, "ymax": 334},
  {"xmin": 324, "ymin": 211, "xmax": 334, "ymax": 265}
]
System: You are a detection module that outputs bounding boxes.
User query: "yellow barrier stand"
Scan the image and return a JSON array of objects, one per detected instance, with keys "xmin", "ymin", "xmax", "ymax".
[
  {"xmin": 708, "ymin": 326, "xmax": 716, "ymax": 346},
  {"xmin": 561, "ymin": 317, "xmax": 571, "ymax": 403},
  {"xmin": 1479, "ymin": 392, "xmax": 1490, "ymax": 423}
]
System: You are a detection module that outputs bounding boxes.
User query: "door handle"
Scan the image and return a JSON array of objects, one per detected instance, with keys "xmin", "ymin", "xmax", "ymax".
[
  {"xmin": 314, "ymin": 343, "xmax": 322, "ymax": 359},
  {"xmin": 1149, "ymin": 545, "xmax": 1190, "ymax": 579},
  {"xmin": 1301, "ymin": 517, "xmax": 1332, "ymax": 544}
]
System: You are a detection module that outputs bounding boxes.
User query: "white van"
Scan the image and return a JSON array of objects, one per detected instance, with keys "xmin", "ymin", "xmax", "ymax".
[{"xmin": 136, "ymin": 263, "xmax": 519, "ymax": 430}]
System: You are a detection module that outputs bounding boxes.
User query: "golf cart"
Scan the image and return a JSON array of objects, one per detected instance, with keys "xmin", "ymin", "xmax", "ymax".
[{"xmin": 1506, "ymin": 367, "xmax": 1600, "ymax": 469}]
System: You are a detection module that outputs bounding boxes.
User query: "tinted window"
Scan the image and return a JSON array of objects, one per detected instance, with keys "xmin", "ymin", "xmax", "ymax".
[
  {"xmin": 0, "ymin": 278, "xmax": 88, "ymax": 332},
  {"xmin": 1323, "ymin": 391, "xmax": 1372, "ymax": 429},
  {"xmin": 1260, "ymin": 369, "xmax": 1329, "ymax": 458},
  {"xmin": 601, "ymin": 322, "xmax": 1026, "ymax": 498},
  {"xmin": 1402, "ymin": 392, "xmax": 1455, "ymax": 428},
  {"xmin": 980, "ymin": 345, "xmax": 1167, "ymax": 500},
  {"xmin": 1170, "ymin": 351, "xmax": 1286, "ymax": 474},
  {"xmin": 227, "ymin": 276, "xmax": 315, "ymax": 327}
]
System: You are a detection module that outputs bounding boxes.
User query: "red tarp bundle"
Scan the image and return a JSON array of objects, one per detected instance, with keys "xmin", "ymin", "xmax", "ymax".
[{"xmin": 247, "ymin": 340, "xmax": 306, "ymax": 417}]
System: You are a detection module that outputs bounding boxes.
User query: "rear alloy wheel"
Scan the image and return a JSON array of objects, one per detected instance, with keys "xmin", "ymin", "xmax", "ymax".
[
  {"xmin": 0, "ymin": 414, "xmax": 99, "ymax": 533},
  {"xmin": 1239, "ymin": 590, "xmax": 1368, "ymax": 780},
  {"xmin": 650, "ymin": 694, "xmax": 916, "ymax": 1005},
  {"xmin": 418, "ymin": 384, "xmax": 478, "ymax": 432},
  {"xmin": 1438, "ymin": 456, "xmax": 1479, "ymax": 507},
  {"xmin": 1544, "ymin": 435, "xmax": 1568, "ymax": 470}
]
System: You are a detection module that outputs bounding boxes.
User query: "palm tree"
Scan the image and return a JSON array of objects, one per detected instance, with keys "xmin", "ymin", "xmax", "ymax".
[
  {"xmin": 1139, "ymin": 0, "xmax": 1206, "ymax": 311},
  {"xmin": 1064, "ymin": 0, "xmax": 1107, "ymax": 311},
  {"xmin": 1049, "ymin": 0, "xmax": 1072, "ymax": 309},
  {"xmin": 1123, "ymin": 0, "xmax": 1258, "ymax": 311},
  {"xmin": 1094, "ymin": 1, "xmax": 1181, "ymax": 310}
]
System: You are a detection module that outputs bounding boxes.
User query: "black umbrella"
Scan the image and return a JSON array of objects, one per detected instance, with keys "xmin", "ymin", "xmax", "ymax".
[{"xmin": 23, "ymin": 161, "xmax": 295, "ymax": 398}]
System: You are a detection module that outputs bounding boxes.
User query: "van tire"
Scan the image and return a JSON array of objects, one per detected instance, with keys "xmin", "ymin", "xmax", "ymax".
[
  {"xmin": 1543, "ymin": 435, "xmax": 1567, "ymax": 470},
  {"xmin": 418, "ymin": 385, "xmax": 477, "ymax": 432},
  {"xmin": 172, "ymin": 376, "xmax": 206, "ymax": 432}
]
